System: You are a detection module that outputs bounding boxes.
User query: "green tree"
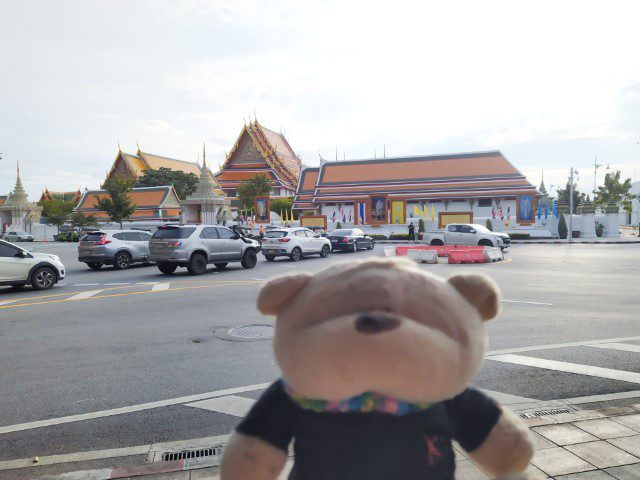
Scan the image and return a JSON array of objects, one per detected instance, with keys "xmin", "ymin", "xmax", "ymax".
[
  {"xmin": 97, "ymin": 174, "xmax": 136, "ymax": 228},
  {"xmin": 418, "ymin": 218, "xmax": 425, "ymax": 233},
  {"xmin": 237, "ymin": 174, "xmax": 272, "ymax": 212},
  {"xmin": 270, "ymin": 197, "xmax": 299, "ymax": 220},
  {"xmin": 135, "ymin": 167, "xmax": 198, "ymax": 200},
  {"xmin": 594, "ymin": 170, "xmax": 636, "ymax": 214},
  {"xmin": 558, "ymin": 214, "xmax": 568, "ymax": 239},
  {"xmin": 71, "ymin": 210, "xmax": 98, "ymax": 231},
  {"xmin": 336, "ymin": 221, "xmax": 342, "ymax": 229},
  {"xmin": 41, "ymin": 199, "xmax": 75, "ymax": 233},
  {"xmin": 485, "ymin": 219, "xmax": 493, "ymax": 231},
  {"xmin": 556, "ymin": 181, "xmax": 586, "ymax": 214}
]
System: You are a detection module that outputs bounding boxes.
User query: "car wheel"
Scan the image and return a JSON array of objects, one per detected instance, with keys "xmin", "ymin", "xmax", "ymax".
[
  {"xmin": 290, "ymin": 247, "xmax": 302, "ymax": 262},
  {"xmin": 241, "ymin": 250, "xmax": 257, "ymax": 269},
  {"xmin": 265, "ymin": 255, "xmax": 275, "ymax": 262},
  {"xmin": 478, "ymin": 239, "xmax": 494, "ymax": 247},
  {"xmin": 320, "ymin": 244, "xmax": 330, "ymax": 258},
  {"xmin": 16, "ymin": 237, "xmax": 22, "ymax": 242},
  {"xmin": 430, "ymin": 240, "xmax": 444, "ymax": 246},
  {"xmin": 114, "ymin": 252, "xmax": 132, "ymax": 270},
  {"xmin": 187, "ymin": 253, "xmax": 208, "ymax": 275},
  {"xmin": 214, "ymin": 262, "xmax": 229, "ymax": 269},
  {"xmin": 31, "ymin": 266, "xmax": 56, "ymax": 290},
  {"xmin": 368, "ymin": 240, "xmax": 375, "ymax": 250},
  {"xmin": 351, "ymin": 243, "xmax": 357, "ymax": 252},
  {"xmin": 87, "ymin": 262, "xmax": 103, "ymax": 270},
  {"xmin": 157, "ymin": 262, "xmax": 177, "ymax": 274}
]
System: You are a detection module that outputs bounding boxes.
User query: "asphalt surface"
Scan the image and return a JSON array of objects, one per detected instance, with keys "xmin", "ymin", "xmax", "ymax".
[{"xmin": 1, "ymin": 242, "xmax": 639, "ymax": 474}]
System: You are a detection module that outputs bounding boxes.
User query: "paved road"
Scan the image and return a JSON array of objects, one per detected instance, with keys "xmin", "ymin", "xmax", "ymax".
[{"xmin": 1, "ymin": 242, "xmax": 639, "ymax": 475}]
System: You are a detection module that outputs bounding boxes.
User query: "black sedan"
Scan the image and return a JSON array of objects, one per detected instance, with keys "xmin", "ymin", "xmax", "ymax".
[{"xmin": 327, "ymin": 228, "xmax": 374, "ymax": 252}]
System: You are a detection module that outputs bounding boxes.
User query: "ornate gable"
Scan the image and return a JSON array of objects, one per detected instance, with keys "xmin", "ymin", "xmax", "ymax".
[{"xmin": 227, "ymin": 129, "xmax": 268, "ymax": 167}]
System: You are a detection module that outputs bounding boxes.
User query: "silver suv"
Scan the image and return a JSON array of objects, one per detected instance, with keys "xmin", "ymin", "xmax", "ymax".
[
  {"xmin": 78, "ymin": 230, "xmax": 152, "ymax": 270},
  {"xmin": 149, "ymin": 225, "xmax": 261, "ymax": 275}
]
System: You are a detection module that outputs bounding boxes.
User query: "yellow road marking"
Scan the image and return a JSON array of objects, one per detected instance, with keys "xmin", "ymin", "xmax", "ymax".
[{"xmin": 0, "ymin": 281, "xmax": 263, "ymax": 310}]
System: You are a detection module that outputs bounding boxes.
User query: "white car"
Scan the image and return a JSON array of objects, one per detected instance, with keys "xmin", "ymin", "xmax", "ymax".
[
  {"xmin": 2, "ymin": 229, "xmax": 34, "ymax": 242},
  {"xmin": 0, "ymin": 239, "xmax": 66, "ymax": 290},
  {"xmin": 261, "ymin": 228, "xmax": 332, "ymax": 261},
  {"xmin": 423, "ymin": 223, "xmax": 511, "ymax": 249}
]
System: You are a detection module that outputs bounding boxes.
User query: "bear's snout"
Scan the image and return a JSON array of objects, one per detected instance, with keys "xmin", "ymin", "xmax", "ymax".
[{"xmin": 355, "ymin": 314, "xmax": 401, "ymax": 334}]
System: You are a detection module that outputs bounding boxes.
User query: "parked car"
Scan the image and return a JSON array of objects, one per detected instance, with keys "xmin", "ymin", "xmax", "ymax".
[
  {"xmin": 261, "ymin": 227, "xmax": 332, "ymax": 261},
  {"xmin": 78, "ymin": 230, "xmax": 153, "ymax": 270},
  {"xmin": 327, "ymin": 228, "xmax": 375, "ymax": 252},
  {"xmin": 149, "ymin": 224, "xmax": 261, "ymax": 275},
  {"xmin": 0, "ymin": 239, "xmax": 65, "ymax": 290},
  {"xmin": 2, "ymin": 229, "xmax": 34, "ymax": 242},
  {"xmin": 423, "ymin": 223, "xmax": 510, "ymax": 249},
  {"xmin": 307, "ymin": 226, "xmax": 328, "ymax": 237}
]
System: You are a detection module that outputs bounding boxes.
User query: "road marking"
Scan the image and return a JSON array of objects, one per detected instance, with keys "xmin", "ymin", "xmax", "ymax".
[
  {"xmin": 487, "ymin": 354, "xmax": 640, "ymax": 384},
  {"xmin": 562, "ymin": 389, "xmax": 640, "ymax": 405},
  {"xmin": 501, "ymin": 300, "xmax": 554, "ymax": 306},
  {"xmin": 104, "ymin": 282, "xmax": 131, "ymax": 286},
  {"xmin": 0, "ymin": 300, "xmax": 15, "ymax": 306},
  {"xmin": 486, "ymin": 336, "xmax": 640, "ymax": 356},
  {"xmin": 481, "ymin": 389, "xmax": 534, "ymax": 405},
  {"xmin": 151, "ymin": 282, "xmax": 170, "ymax": 292},
  {"xmin": 589, "ymin": 343, "xmax": 640, "ymax": 353},
  {"xmin": 252, "ymin": 277, "xmax": 267, "ymax": 281},
  {"xmin": 72, "ymin": 283, "xmax": 100, "ymax": 286},
  {"xmin": 0, "ymin": 382, "xmax": 270, "ymax": 435},
  {"xmin": 527, "ymin": 283, "xmax": 557, "ymax": 287},
  {"xmin": 187, "ymin": 395, "xmax": 256, "ymax": 417},
  {"xmin": 66, "ymin": 290, "xmax": 103, "ymax": 301}
]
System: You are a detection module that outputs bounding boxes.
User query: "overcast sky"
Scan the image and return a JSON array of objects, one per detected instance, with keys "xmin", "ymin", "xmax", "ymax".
[{"xmin": 1, "ymin": 0, "xmax": 639, "ymax": 200}]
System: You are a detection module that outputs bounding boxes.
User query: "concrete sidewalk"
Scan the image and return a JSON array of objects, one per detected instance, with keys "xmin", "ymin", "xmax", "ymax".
[{"xmin": 23, "ymin": 404, "xmax": 640, "ymax": 480}]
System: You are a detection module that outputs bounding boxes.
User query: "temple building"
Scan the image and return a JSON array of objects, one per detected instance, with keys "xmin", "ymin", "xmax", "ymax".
[
  {"xmin": 39, "ymin": 188, "xmax": 83, "ymax": 205},
  {"xmin": 214, "ymin": 120, "xmax": 302, "ymax": 207},
  {"xmin": 104, "ymin": 146, "xmax": 225, "ymax": 196},
  {"xmin": 293, "ymin": 151, "xmax": 539, "ymax": 229},
  {"xmin": 74, "ymin": 186, "xmax": 182, "ymax": 223},
  {"xmin": 1, "ymin": 163, "xmax": 42, "ymax": 231}
]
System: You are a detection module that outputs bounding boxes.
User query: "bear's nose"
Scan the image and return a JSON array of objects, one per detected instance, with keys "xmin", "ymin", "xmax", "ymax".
[{"xmin": 355, "ymin": 314, "xmax": 401, "ymax": 334}]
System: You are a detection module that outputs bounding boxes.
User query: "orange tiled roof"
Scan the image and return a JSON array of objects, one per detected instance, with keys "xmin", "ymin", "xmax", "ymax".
[
  {"xmin": 75, "ymin": 186, "xmax": 180, "ymax": 214},
  {"xmin": 0, "ymin": 195, "xmax": 6, "ymax": 207}
]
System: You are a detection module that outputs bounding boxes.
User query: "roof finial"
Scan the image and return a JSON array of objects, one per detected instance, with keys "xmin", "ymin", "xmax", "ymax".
[
  {"xmin": 254, "ymin": 109, "xmax": 258, "ymax": 124},
  {"xmin": 136, "ymin": 139, "xmax": 140, "ymax": 152},
  {"xmin": 17, "ymin": 160, "xmax": 20, "ymax": 177},
  {"xmin": 202, "ymin": 141, "xmax": 207, "ymax": 168},
  {"xmin": 118, "ymin": 140, "xmax": 122, "ymax": 152}
]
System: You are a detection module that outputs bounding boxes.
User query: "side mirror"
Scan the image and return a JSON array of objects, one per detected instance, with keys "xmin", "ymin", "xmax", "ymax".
[
  {"xmin": 470, "ymin": 229, "xmax": 476, "ymax": 234},
  {"xmin": 231, "ymin": 234, "xmax": 240, "ymax": 240},
  {"xmin": 16, "ymin": 250, "xmax": 28, "ymax": 258}
]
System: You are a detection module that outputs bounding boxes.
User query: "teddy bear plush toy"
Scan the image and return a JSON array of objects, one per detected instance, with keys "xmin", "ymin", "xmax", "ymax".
[{"xmin": 221, "ymin": 258, "xmax": 533, "ymax": 480}]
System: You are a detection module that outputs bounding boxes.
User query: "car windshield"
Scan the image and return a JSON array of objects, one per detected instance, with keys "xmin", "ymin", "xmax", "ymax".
[
  {"xmin": 330, "ymin": 229, "xmax": 353, "ymax": 236},
  {"xmin": 82, "ymin": 233, "xmax": 105, "ymax": 242},
  {"xmin": 471, "ymin": 224, "xmax": 491, "ymax": 234},
  {"xmin": 265, "ymin": 231, "xmax": 287, "ymax": 238},
  {"xmin": 152, "ymin": 227, "xmax": 196, "ymax": 239}
]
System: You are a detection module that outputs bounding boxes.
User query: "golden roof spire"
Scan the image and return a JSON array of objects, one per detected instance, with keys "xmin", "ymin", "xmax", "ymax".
[{"xmin": 202, "ymin": 141, "xmax": 207, "ymax": 168}]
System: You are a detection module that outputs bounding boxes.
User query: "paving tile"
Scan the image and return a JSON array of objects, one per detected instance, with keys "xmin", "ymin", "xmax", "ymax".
[
  {"xmin": 596, "ymin": 407, "xmax": 637, "ymax": 417},
  {"xmin": 523, "ymin": 462, "xmax": 549, "ymax": 479},
  {"xmin": 533, "ymin": 424, "xmax": 599, "ymax": 445},
  {"xmin": 609, "ymin": 435, "xmax": 640, "ymax": 457},
  {"xmin": 611, "ymin": 414, "xmax": 640, "ymax": 431},
  {"xmin": 604, "ymin": 462, "xmax": 640, "ymax": 479},
  {"xmin": 143, "ymin": 472, "xmax": 190, "ymax": 480},
  {"xmin": 555, "ymin": 471, "xmax": 617, "ymax": 479},
  {"xmin": 574, "ymin": 419, "xmax": 638, "ymax": 439},
  {"xmin": 190, "ymin": 467, "xmax": 218, "ymax": 479},
  {"xmin": 453, "ymin": 459, "xmax": 490, "ymax": 479},
  {"xmin": 529, "ymin": 430, "xmax": 557, "ymax": 449},
  {"xmin": 530, "ymin": 447, "xmax": 596, "ymax": 476},
  {"xmin": 565, "ymin": 440, "xmax": 639, "ymax": 468}
]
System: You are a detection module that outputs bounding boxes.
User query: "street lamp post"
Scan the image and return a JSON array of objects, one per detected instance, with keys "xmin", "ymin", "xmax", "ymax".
[{"xmin": 568, "ymin": 167, "xmax": 579, "ymax": 243}]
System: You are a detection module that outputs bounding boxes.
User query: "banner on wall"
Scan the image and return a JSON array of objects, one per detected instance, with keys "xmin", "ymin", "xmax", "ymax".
[
  {"xmin": 357, "ymin": 202, "xmax": 366, "ymax": 225},
  {"xmin": 370, "ymin": 196, "xmax": 387, "ymax": 223},
  {"xmin": 391, "ymin": 201, "xmax": 405, "ymax": 224}
]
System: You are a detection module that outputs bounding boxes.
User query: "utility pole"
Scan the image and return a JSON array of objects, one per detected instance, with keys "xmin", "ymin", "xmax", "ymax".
[
  {"xmin": 593, "ymin": 156, "xmax": 600, "ymax": 196},
  {"xmin": 568, "ymin": 167, "xmax": 579, "ymax": 243}
]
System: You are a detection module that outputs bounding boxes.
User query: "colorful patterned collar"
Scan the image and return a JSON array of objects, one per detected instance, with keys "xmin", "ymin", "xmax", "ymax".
[{"xmin": 283, "ymin": 382, "xmax": 432, "ymax": 416}]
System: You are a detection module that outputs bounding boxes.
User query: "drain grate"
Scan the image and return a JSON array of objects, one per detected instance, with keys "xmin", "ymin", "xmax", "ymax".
[
  {"xmin": 228, "ymin": 324, "xmax": 275, "ymax": 340},
  {"xmin": 518, "ymin": 408, "xmax": 573, "ymax": 419},
  {"xmin": 162, "ymin": 446, "xmax": 222, "ymax": 462}
]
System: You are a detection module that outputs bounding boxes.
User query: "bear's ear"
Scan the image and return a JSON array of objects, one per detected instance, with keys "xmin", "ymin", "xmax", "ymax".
[
  {"xmin": 448, "ymin": 274, "xmax": 501, "ymax": 320},
  {"xmin": 257, "ymin": 273, "xmax": 311, "ymax": 315}
]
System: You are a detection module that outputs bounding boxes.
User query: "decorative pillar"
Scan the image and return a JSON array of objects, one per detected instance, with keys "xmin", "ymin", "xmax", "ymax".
[
  {"xmin": 603, "ymin": 201, "xmax": 620, "ymax": 237},
  {"xmin": 557, "ymin": 200, "xmax": 569, "ymax": 216},
  {"xmin": 577, "ymin": 197, "xmax": 596, "ymax": 238}
]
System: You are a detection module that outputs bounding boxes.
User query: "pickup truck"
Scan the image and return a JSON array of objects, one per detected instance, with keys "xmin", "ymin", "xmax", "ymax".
[{"xmin": 422, "ymin": 223, "xmax": 510, "ymax": 249}]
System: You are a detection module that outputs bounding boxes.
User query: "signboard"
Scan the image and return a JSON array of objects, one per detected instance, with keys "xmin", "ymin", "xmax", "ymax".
[
  {"xmin": 516, "ymin": 194, "xmax": 535, "ymax": 225},
  {"xmin": 370, "ymin": 194, "xmax": 388, "ymax": 224},
  {"xmin": 300, "ymin": 215, "xmax": 327, "ymax": 228},
  {"xmin": 254, "ymin": 197, "xmax": 270, "ymax": 223},
  {"xmin": 391, "ymin": 201, "xmax": 405, "ymax": 224},
  {"xmin": 438, "ymin": 211, "xmax": 473, "ymax": 228}
]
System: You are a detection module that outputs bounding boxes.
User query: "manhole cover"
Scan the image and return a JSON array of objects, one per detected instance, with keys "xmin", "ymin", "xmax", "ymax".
[{"xmin": 214, "ymin": 324, "xmax": 275, "ymax": 342}]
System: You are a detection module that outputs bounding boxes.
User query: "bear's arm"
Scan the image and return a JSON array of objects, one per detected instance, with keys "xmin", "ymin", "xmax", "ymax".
[
  {"xmin": 220, "ymin": 380, "xmax": 296, "ymax": 480},
  {"xmin": 445, "ymin": 388, "xmax": 533, "ymax": 476}
]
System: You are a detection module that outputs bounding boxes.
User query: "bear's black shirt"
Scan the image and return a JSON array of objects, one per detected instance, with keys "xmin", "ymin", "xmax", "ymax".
[{"xmin": 236, "ymin": 380, "xmax": 501, "ymax": 480}]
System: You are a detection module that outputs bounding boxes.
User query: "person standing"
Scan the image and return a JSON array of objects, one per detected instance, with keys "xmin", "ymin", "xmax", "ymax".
[
  {"xmin": 408, "ymin": 222, "xmax": 416, "ymax": 241},
  {"xmin": 259, "ymin": 225, "xmax": 265, "ymax": 239}
]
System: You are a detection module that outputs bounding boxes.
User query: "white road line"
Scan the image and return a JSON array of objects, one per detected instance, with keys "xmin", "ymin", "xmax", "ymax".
[
  {"xmin": 589, "ymin": 343, "xmax": 640, "ymax": 353},
  {"xmin": 0, "ymin": 300, "xmax": 16, "ymax": 306},
  {"xmin": 104, "ymin": 282, "xmax": 130, "ymax": 286},
  {"xmin": 527, "ymin": 283, "xmax": 557, "ymax": 287},
  {"xmin": 252, "ymin": 278, "xmax": 267, "ymax": 281},
  {"xmin": 562, "ymin": 390, "xmax": 640, "ymax": 405},
  {"xmin": 481, "ymin": 389, "xmax": 534, "ymax": 405},
  {"xmin": 487, "ymin": 354, "xmax": 640, "ymax": 384},
  {"xmin": 0, "ymin": 382, "xmax": 271, "ymax": 435},
  {"xmin": 486, "ymin": 336, "xmax": 640, "ymax": 356},
  {"xmin": 501, "ymin": 299, "xmax": 554, "ymax": 306},
  {"xmin": 151, "ymin": 283, "xmax": 171, "ymax": 292},
  {"xmin": 72, "ymin": 283, "xmax": 100, "ymax": 286},
  {"xmin": 186, "ymin": 395, "xmax": 256, "ymax": 417},
  {"xmin": 66, "ymin": 290, "xmax": 103, "ymax": 301}
]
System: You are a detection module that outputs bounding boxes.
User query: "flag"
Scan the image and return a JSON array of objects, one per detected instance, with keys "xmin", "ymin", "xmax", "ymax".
[
  {"xmin": 498, "ymin": 207, "xmax": 503, "ymax": 220},
  {"xmin": 359, "ymin": 203, "xmax": 365, "ymax": 224},
  {"xmin": 552, "ymin": 200, "xmax": 558, "ymax": 218},
  {"xmin": 431, "ymin": 205, "xmax": 436, "ymax": 222},
  {"xmin": 280, "ymin": 209, "xmax": 284, "ymax": 223},
  {"xmin": 348, "ymin": 210, "xmax": 352, "ymax": 222},
  {"xmin": 492, "ymin": 206, "xmax": 496, "ymax": 219},
  {"xmin": 342, "ymin": 212, "xmax": 346, "ymax": 223},
  {"xmin": 413, "ymin": 205, "xmax": 423, "ymax": 218},
  {"xmin": 537, "ymin": 202, "xmax": 542, "ymax": 220},
  {"xmin": 423, "ymin": 203, "xmax": 429, "ymax": 220},
  {"xmin": 545, "ymin": 201, "xmax": 549, "ymax": 219},
  {"xmin": 507, "ymin": 206, "xmax": 511, "ymax": 216},
  {"xmin": 332, "ymin": 210, "xmax": 336, "ymax": 222}
]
